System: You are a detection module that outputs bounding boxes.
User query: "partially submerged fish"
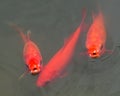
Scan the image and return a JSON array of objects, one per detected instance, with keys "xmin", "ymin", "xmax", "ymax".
[
  {"xmin": 9, "ymin": 23, "xmax": 43, "ymax": 75},
  {"xmin": 36, "ymin": 10, "xmax": 87, "ymax": 87},
  {"xmin": 85, "ymin": 10, "xmax": 107, "ymax": 58}
]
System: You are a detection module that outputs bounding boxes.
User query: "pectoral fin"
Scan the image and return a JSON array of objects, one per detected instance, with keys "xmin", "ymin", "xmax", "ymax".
[{"xmin": 18, "ymin": 69, "xmax": 29, "ymax": 80}]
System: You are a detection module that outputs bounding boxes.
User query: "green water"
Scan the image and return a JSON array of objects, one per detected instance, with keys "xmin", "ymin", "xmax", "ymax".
[{"xmin": 0, "ymin": 0, "xmax": 120, "ymax": 96}]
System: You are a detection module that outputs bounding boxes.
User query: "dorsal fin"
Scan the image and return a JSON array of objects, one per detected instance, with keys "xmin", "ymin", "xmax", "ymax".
[{"xmin": 26, "ymin": 30, "xmax": 31, "ymax": 41}]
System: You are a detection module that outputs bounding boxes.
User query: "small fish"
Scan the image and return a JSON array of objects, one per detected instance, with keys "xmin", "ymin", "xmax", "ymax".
[
  {"xmin": 36, "ymin": 10, "xmax": 87, "ymax": 87},
  {"xmin": 85, "ymin": 10, "xmax": 107, "ymax": 58},
  {"xmin": 9, "ymin": 23, "xmax": 43, "ymax": 75}
]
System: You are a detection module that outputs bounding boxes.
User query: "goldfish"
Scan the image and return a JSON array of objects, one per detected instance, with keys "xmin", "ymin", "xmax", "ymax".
[
  {"xmin": 36, "ymin": 10, "xmax": 86, "ymax": 87},
  {"xmin": 85, "ymin": 10, "xmax": 107, "ymax": 58},
  {"xmin": 9, "ymin": 23, "xmax": 43, "ymax": 75}
]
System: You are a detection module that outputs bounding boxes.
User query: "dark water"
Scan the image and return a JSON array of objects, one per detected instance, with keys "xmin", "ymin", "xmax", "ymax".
[{"xmin": 0, "ymin": 0, "xmax": 120, "ymax": 96}]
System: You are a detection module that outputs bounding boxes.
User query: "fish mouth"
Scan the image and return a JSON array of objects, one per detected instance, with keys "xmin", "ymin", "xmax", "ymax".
[
  {"xmin": 88, "ymin": 47, "xmax": 100, "ymax": 58},
  {"xmin": 89, "ymin": 52, "xmax": 100, "ymax": 58},
  {"xmin": 29, "ymin": 63, "xmax": 42, "ymax": 75},
  {"xmin": 89, "ymin": 54, "xmax": 100, "ymax": 58},
  {"xmin": 31, "ymin": 68, "xmax": 40, "ymax": 75},
  {"xmin": 89, "ymin": 50, "xmax": 100, "ymax": 58}
]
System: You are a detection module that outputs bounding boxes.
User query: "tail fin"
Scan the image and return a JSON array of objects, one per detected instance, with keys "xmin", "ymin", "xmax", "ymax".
[
  {"xmin": 70, "ymin": 8, "xmax": 87, "ymax": 36},
  {"xmin": 63, "ymin": 8, "xmax": 87, "ymax": 47},
  {"xmin": 81, "ymin": 8, "xmax": 87, "ymax": 22},
  {"xmin": 79, "ymin": 8, "xmax": 88, "ymax": 32},
  {"xmin": 8, "ymin": 22, "xmax": 28, "ymax": 43}
]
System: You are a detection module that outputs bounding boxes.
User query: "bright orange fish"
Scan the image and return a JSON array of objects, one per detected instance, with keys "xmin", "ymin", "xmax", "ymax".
[
  {"xmin": 9, "ymin": 23, "xmax": 43, "ymax": 75},
  {"xmin": 85, "ymin": 10, "xmax": 107, "ymax": 58},
  {"xmin": 36, "ymin": 10, "xmax": 86, "ymax": 87}
]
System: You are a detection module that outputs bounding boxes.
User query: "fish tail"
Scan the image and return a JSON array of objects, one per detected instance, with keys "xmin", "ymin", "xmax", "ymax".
[
  {"xmin": 81, "ymin": 8, "xmax": 87, "ymax": 23},
  {"xmin": 17, "ymin": 28, "xmax": 28, "ymax": 43},
  {"xmin": 92, "ymin": 5, "xmax": 103, "ymax": 21},
  {"xmin": 8, "ymin": 23, "xmax": 28, "ymax": 43},
  {"xmin": 79, "ymin": 8, "xmax": 88, "ymax": 31},
  {"xmin": 68, "ymin": 8, "xmax": 87, "ymax": 38}
]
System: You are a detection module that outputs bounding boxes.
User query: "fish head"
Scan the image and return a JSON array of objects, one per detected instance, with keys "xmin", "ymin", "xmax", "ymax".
[
  {"xmin": 28, "ymin": 58, "xmax": 43, "ymax": 75},
  {"xmin": 88, "ymin": 46, "xmax": 101, "ymax": 58},
  {"xmin": 29, "ymin": 63, "xmax": 41, "ymax": 75}
]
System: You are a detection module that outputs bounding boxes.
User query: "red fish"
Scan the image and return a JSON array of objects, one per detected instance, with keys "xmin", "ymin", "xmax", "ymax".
[
  {"xmin": 85, "ymin": 10, "xmax": 107, "ymax": 58},
  {"xmin": 36, "ymin": 11, "xmax": 86, "ymax": 87},
  {"xmin": 9, "ymin": 23, "xmax": 43, "ymax": 75}
]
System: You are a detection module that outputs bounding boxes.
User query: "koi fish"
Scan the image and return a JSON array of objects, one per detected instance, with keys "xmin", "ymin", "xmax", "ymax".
[
  {"xmin": 36, "ymin": 10, "xmax": 86, "ymax": 87},
  {"xmin": 85, "ymin": 10, "xmax": 107, "ymax": 58},
  {"xmin": 9, "ymin": 23, "xmax": 43, "ymax": 75}
]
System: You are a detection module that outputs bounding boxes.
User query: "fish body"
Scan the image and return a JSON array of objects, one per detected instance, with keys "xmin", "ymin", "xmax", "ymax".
[
  {"xmin": 10, "ymin": 24, "xmax": 43, "ymax": 75},
  {"xmin": 36, "ymin": 11, "xmax": 86, "ymax": 87},
  {"xmin": 86, "ymin": 11, "xmax": 106, "ymax": 58},
  {"xmin": 23, "ymin": 38, "xmax": 42, "ymax": 74}
]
